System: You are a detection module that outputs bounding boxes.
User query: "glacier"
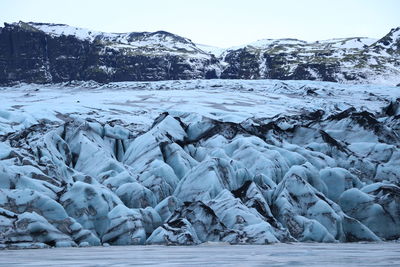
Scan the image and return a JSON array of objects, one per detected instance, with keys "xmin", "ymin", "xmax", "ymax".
[{"xmin": 0, "ymin": 79, "xmax": 399, "ymax": 248}]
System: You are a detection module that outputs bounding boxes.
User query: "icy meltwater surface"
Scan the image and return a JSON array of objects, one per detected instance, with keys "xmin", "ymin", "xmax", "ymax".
[{"xmin": 1, "ymin": 243, "xmax": 399, "ymax": 267}]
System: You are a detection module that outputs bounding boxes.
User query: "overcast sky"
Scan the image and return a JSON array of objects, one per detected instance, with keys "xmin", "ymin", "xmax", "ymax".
[{"xmin": 1, "ymin": 0, "xmax": 399, "ymax": 47}]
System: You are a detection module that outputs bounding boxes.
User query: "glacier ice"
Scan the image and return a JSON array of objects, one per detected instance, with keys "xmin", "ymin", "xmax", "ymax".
[
  {"xmin": 0, "ymin": 85, "xmax": 399, "ymax": 248},
  {"xmin": 339, "ymin": 184, "xmax": 400, "ymax": 240}
]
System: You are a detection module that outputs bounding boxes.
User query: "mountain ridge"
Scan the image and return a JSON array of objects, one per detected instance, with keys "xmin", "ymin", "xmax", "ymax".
[{"xmin": 0, "ymin": 21, "xmax": 399, "ymax": 85}]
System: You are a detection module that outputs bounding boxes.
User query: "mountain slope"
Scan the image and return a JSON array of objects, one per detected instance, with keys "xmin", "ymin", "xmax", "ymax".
[
  {"xmin": 0, "ymin": 21, "xmax": 399, "ymax": 85},
  {"xmin": 220, "ymin": 32, "xmax": 400, "ymax": 85}
]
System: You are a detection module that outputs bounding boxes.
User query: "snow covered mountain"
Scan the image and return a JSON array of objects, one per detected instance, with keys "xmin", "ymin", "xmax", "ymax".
[
  {"xmin": 0, "ymin": 22, "xmax": 220, "ymax": 84},
  {"xmin": 0, "ymin": 21, "xmax": 399, "ymax": 85},
  {"xmin": 0, "ymin": 79, "xmax": 399, "ymax": 248},
  {"xmin": 220, "ymin": 32, "xmax": 400, "ymax": 85}
]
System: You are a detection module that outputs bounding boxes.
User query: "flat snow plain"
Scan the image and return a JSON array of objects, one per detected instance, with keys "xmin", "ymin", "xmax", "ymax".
[{"xmin": 1, "ymin": 79, "xmax": 398, "ymax": 135}]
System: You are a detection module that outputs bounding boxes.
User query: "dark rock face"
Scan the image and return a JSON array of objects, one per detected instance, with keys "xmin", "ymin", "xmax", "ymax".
[
  {"xmin": 0, "ymin": 22, "xmax": 399, "ymax": 85},
  {"xmin": 220, "ymin": 29, "xmax": 400, "ymax": 84},
  {"xmin": 0, "ymin": 23, "xmax": 99, "ymax": 84},
  {"xmin": 0, "ymin": 23, "xmax": 53, "ymax": 83},
  {"xmin": 289, "ymin": 63, "xmax": 340, "ymax": 82},
  {"xmin": 220, "ymin": 48, "xmax": 261, "ymax": 79},
  {"xmin": 220, "ymin": 49, "xmax": 340, "ymax": 82},
  {"xmin": 0, "ymin": 22, "xmax": 219, "ymax": 84}
]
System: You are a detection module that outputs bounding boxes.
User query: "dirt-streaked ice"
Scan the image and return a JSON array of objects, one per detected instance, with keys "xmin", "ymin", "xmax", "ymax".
[{"xmin": 0, "ymin": 79, "xmax": 399, "ymax": 248}]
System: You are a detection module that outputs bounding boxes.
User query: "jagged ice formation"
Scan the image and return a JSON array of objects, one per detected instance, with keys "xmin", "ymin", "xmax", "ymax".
[{"xmin": 0, "ymin": 80, "xmax": 399, "ymax": 248}]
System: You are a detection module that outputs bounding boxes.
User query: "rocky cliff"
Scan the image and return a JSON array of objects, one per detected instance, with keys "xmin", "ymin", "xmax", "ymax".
[
  {"xmin": 220, "ymin": 30, "xmax": 400, "ymax": 85},
  {"xmin": 0, "ymin": 21, "xmax": 399, "ymax": 85},
  {"xmin": 0, "ymin": 22, "xmax": 220, "ymax": 84}
]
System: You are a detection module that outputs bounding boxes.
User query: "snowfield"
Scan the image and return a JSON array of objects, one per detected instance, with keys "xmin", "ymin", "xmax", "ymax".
[
  {"xmin": 1, "ymin": 79, "xmax": 398, "ymax": 133},
  {"xmin": 0, "ymin": 79, "xmax": 399, "ymax": 249}
]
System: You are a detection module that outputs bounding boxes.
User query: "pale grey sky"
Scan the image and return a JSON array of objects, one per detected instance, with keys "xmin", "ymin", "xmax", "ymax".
[{"xmin": 1, "ymin": 0, "xmax": 399, "ymax": 47}]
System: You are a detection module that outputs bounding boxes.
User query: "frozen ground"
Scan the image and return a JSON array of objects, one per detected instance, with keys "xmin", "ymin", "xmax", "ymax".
[
  {"xmin": 1, "ymin": 243, "xmax": 400, "ymax": 267},
  {"xmin": 1, "ymin": 79, "xmax": 398, "ymax": 134}
]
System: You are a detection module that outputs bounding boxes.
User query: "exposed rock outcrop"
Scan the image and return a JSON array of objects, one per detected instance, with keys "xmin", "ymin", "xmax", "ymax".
[{"xmin": 1, "ymin": 22, "xmax": 399, "ymax": 85}]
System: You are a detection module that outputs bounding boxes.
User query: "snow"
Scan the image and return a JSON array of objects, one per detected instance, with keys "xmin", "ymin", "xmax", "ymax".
[
  {"xmin": 27, "ymin": 22, "xmax": 101, "ymax": 42},
  {"xmin": 228, "ymin": 38, "xmax": 307, "ymax": 51},
  {"xmin": 0, "ymin": 79, "xmax": 398, "ymax": 136},
  {"xmin": 317, "ymin": 37, "xmax": 378, "ymax": 49},
  {"xmin": 8, "ymin": 22, "xmax": 399, "ymax": 85},
  {"xmin": 24, "ymin": 22, "xmax": 211, "ymax": 61},
  {"xmin": 251, "ymin": 38, "xmax": 307, "ymax": 47},
  {"xmin": 224, "ymin": 37, "xmax": 378, "ymax": 53},
  {"xmin": 196, "ymin": 44, "xmax": 226, "ymax": 57}
]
